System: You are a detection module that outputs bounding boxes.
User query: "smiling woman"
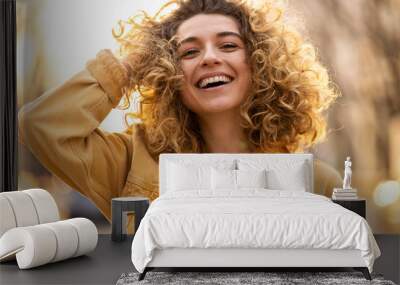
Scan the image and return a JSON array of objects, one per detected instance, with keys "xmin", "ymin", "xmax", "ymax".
[
  {"xmin": 18, "ymin": 0, "xmax": 342, "ymax": 221},
  {"xmin": 117, "ymin": 0, "xmax": 339, "ymax": 156}
]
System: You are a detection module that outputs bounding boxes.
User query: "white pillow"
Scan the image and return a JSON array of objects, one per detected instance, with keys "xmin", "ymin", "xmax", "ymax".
[
  {"xmin": 211, "ymin": 168, "xmax": 237, "ymax": 190},
  {"xmin": 167, "ymin": 162, "xmax": 212, "ymax": 191},
  {"xmin": 236, "ymin": 169, "xmax": 267, "ymax": 189},
  {"xmin": 212, "ymin": 169, "xmax": 268, "ymax": 190},
  {"xmin": 267, "ymin": 162, "xmax": 307, "ymax": 191}
]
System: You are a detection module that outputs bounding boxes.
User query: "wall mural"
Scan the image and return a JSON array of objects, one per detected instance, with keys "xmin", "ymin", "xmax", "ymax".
[{"xmin": 17, "ymin": 0, "xmax": 400, "ymax": 233}]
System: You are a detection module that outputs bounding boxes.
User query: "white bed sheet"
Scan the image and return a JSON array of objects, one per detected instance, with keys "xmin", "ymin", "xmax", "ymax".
[{"xmin": 131, "ymin": 190, "xmax": 380, "ymax": 273}]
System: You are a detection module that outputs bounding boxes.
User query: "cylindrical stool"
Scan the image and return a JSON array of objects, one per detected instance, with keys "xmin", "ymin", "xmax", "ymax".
[{"xmin": 111, "ymin": 197, "xmax": 149, "ymax": 242}]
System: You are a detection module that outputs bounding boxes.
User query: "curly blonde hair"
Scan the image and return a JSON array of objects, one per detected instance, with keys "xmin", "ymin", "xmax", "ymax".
[{"xmin": 113, "ymin": 0, "xmax": 339, "ymax": 158}]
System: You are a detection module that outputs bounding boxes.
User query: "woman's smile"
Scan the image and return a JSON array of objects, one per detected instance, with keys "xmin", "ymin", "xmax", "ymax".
[
  {"xmin": 195, "ymin": 73, "xmax": 235, "ymax": 92},
  {"xmin": 196, "ymin": 79, "xmax": 234, "ymax": 92}
]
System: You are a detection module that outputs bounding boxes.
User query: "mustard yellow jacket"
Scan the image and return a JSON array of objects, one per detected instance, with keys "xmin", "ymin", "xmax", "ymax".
[{"xmin": 18, "ymin": 49, "xmax": 342, "ymax": 222}]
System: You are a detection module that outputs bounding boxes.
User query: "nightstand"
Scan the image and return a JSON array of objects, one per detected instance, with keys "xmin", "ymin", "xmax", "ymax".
[
  {"xmin": 111, "ymin": 197, "xmax": 150, "ymax": 242},
  {"xmin": 332, "ymin": 198, "xmax": 366, "ymax": 218}
]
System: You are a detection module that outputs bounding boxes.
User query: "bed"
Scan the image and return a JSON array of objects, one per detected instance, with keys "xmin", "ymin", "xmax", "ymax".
[{"xmin": 130, "ymin": 154, "xmax": 381, "ymax": 281}]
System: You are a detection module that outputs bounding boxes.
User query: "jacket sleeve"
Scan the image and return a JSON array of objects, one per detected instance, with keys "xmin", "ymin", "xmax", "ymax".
[{"xmin": 18, "ymin": 49, "xmax": 133, "ymax": 220}]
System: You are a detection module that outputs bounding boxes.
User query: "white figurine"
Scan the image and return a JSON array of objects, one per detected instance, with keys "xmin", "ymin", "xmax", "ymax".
[{"xmin": 343, "ymin": 156, "xmax": 352, "ymax": 189}]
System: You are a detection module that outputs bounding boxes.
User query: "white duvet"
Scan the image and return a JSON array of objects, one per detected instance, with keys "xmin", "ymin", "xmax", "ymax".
[{"xmin": 131, "ymin": 190, "xmax": 380, "ymax": 273}]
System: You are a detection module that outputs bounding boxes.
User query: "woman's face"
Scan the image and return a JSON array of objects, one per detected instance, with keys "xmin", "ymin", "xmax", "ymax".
[{"xmin": 176, "ymin": 14, "xmax": 251, "ymax": 116}]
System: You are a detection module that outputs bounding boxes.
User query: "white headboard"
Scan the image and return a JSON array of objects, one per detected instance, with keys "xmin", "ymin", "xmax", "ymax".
[{"xmin": 159, "ymin": 153, "xmax": 314, "ymax": 195}]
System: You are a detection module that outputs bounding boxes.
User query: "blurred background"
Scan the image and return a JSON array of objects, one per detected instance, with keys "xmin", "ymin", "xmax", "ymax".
[{"xmin": 16, "ymin": 0, "xmax": 400, "ymax": 233}]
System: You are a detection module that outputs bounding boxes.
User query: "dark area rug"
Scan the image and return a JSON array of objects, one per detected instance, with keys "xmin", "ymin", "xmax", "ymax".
[{"xmin": 116, "ymin": 271, "xmax": 396, "ymax": 285}]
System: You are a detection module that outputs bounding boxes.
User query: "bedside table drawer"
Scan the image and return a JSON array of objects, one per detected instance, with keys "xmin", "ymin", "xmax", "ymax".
[{"xmin": 332, "ymin": 199, "xmax": 366, "ymax": 218}]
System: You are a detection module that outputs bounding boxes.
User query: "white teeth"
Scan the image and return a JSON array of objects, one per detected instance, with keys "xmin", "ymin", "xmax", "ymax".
[{"xmin": 198, "ymin": 75, "xmax": 232, "ymax": 89}]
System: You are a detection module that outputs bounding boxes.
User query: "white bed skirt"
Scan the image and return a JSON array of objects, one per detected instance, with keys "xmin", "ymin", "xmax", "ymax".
[{"xmin": 147, "ymin": 248, "xmax": 366, "ymax": 268}]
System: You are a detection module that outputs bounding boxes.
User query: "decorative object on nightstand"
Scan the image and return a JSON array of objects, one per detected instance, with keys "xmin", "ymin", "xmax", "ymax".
[
  {"xmin": 111, "ymin": 197, "xmax": 149, "ymax": 242},
  {"xmin": 343, "ymin": 156, "xmax": 352, "ymax": 190},
  {"xmin": 332, "ymin": 156, "xmax": 358, "ymax": 200},
  {"xmin": 332, "ymin": 198, "xmax": 366, "ymax": 218}
]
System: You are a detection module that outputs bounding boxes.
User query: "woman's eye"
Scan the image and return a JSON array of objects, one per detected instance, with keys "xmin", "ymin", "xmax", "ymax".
[
  {"xmin": 181, "ymin": 49, "xmax": 198, "ymax": 58},
  {"xmin": 179, "ymin": 43, "xmax": 238, "ymax": 59},
  {"xmin": 221, "ymin": 43, "xmax": 238, "ymax": 49}
]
